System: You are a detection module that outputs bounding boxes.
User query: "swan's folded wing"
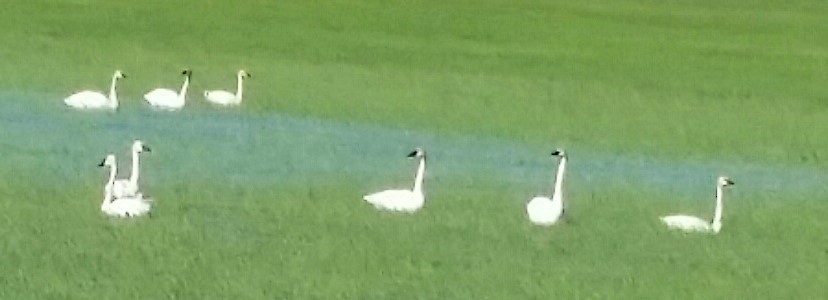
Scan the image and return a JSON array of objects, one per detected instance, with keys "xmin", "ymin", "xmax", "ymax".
[
  {"xmin": 660, "ymin": 215, "xmax": 710, "ymax": 231},
  {"xmin": 144, "ymin": 89, "xmax": 178, "ymax": 102},
  {"xmin": 65, "ymin": 91, "xmax": 108, "ymax": 108},
  {"xmin": 205, "ymin": 90, "xmax": 235, "ymax": 103},
  {"xmin": 363, "ymin": 189, "xmax": 411, "ymax": 204}
]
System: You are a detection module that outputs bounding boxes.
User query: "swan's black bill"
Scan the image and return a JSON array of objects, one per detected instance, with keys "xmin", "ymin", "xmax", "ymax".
[
  {"xmin": 121, "ymin": 74, "xmax": 128, "ymax": 79},
  {"xmin": 726, "ymin": 179, "xmax": 735, "ymax": 185},
  {"xmin": 98, "ymin": 159, "xmax": 106, "ymax": 167},
  {"xmin": 143, "ymin": 146, "xmax": 152, "ymax": 152},
  {"xmin": 246, "ymin": 73, "xmax": 252, "ymax": 78},
  {"xmin": 551, "ymin": 150, "xmax": 562, "ymax": 156},
  {"xmin": 182, "ymin": 69, "xmax": 192, "ymax": 75},
  {"xmin": 407, "ymin": 150, "xmax": 418, "ymax": 158}
]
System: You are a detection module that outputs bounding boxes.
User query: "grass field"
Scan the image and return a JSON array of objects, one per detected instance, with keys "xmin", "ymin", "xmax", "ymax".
[{"xmin": 1, "ymin": 0, "xmax": 827, "ymax": 298}]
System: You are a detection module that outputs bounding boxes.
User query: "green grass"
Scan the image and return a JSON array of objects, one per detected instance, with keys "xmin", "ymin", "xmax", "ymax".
[
  {"xmin": 1, "ymin": 0, "xmax": 827, "ymax": 298},
  {"xmin": 3, "ymin": 178, "xmax": 827, "ymax": 298}
]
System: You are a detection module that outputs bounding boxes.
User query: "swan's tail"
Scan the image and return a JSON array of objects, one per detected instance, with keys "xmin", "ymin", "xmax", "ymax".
[
  {"xmin": 64, "ymin": 97, "xmax": 82, "ymax": 108},
  {"xmin": 135, "ymin": 193, "xmax": 155, "ymax": 203},
  {"xmin": 362, "ymin": 195, "xmax": 374, "ymax": 203},
  {"xmin": 363, "ymin": 194, "xmax": 384, "ymax": 206}
]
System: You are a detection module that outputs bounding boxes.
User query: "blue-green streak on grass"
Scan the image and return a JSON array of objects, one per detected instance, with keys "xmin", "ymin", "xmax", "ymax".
[
  {"xmin": 1, "ymin": 0, "xmax": 828, "ymax": 298},
  {"xmin": 2, "ymin": 92, "xmax": 825, "ymax": 195}
]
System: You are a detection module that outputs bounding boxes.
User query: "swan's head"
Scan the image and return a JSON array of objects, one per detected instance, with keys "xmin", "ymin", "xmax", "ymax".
[
  {"xmin": 182, "ymin": 69, "xmax": 192, "ymax": 77},
  {"xmin": 718, "ymin": 176, "xmax": 735, "ymax": 187},
  {"xmin": 551, "ymin": 148, "xmax": 567, "ymax": 158},
  {"xmin": 239, "ymin": 70, "xmax": 251, "ymax": 78},
  {"xmin": 114, "ymin": 70, "xmax": 127, "ymax": 80},
  {"xmin": 132, "ymin": 140, "xmax": 151, "ymax": 153},
  {"xmin": 407, "ymin": 148, "xmax": 426, "ymax": 159},
  {"xmin": 98, "ymin": 154, "xmax": 116, "ymax": 168}
]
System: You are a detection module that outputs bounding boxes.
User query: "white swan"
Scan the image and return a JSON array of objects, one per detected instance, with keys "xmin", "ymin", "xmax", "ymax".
[
  {"xmin": 64, "ymin": 70, "xmax": 126, "ymax": 110},
  {"xmin": 363, "ymin": 148, "xmax": 427, "ymax": 213},
  {"xmin": 144, "ymin": 69, "xmax": 192, "ymax": 111},
  {"xmin": 204, "ymin": 70, "xmax": 251, "ymax": 106},
  {"xmin": 661, "ymin": 176, "xmax": 735, "ymax": 233},
  {"xmin": 99, "ymin": 155, "xmax": 153, "ymax": 218},
  {"xmin": 112, "ymin": 140, "xmax": 151, "ymax": 198},
  {"xmin": 526, "ymin": 149, "xmax": 568, "ymax": 226}
]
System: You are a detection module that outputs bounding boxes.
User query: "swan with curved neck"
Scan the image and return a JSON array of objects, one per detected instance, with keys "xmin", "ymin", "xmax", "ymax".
[
  {"xmin": 144, "ymin": 69, "xmax": 192, "ymax": 111},
  {"xmin": 363, "ymin": 148, "xmax": 427, "ymax": 213},
  {"xmin": 64, "ymin": 70, "xmax": 126, "ymax": 110},
  {"xmin": 526, "ymin": 149, "xmax": 568, "ymax": 226},
  {"xmin": 204, "ymin": 70, "xmax": 251, "ymax": 106},
  {"xmin": 112, "ymin": 140, "xmax": 151, "ymax": 198},
  {"xmin": 661, "ymin": 176, "xmax": 735, "ymax": 233},
  {"xmin": 99, "ymin": 155, "xmax": 153, "ymax": 218}
]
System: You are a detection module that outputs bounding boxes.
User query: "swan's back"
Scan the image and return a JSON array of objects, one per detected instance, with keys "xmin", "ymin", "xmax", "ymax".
[
  {"xmin": 204, "ymin": 90, "xmax": 238, "ymax": 105},
  {"xmin": 144, "ymin": 88, "xmax": 182, "ymax": 107},
  {"xmin": 112, "ymin": 179, "xmax": 138, "ymax": 198},
  {"xmin": 363, "ymin": 189, "xmax": 424, "ymax": 213},
  {"xmin": 660, "ymin": 215, "xmax": 711, "ymax": 232},
  {"xmin": 526, "ymin": 196, "xmax": 563, "ymax": 225},
  {"xmin": 64, "ymin": 91, "xmax": 110, "ymax": 109},
  {"xmin": 104, "ymin": 196, "xmax": 152, "ymax": 218}
]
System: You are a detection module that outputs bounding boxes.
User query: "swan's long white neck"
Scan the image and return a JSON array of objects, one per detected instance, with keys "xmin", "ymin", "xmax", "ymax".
[
  {"xmin": 108, "ymin": 74, "xmax": 119, "ymax": 108},
  {"xmin": 129, "ymin": 149, "xmax": 141, "ymax": 187},
  {"xmin": 551, "ymin": 156, "xmax": 567, "ymax": 201},
  {"xmin": 412, "ymin": 156, "xmax": 426, "ymax": 194},
  {"xmin": 235, "ymin": 74, "xmax": 245, "ymax": 102},
  {"xmin": 179, "ymin": 74, "xmax": 190, "ymax": 101},
  {"xmin": 711, "ymin": 184, "xmax": 725, "ymax": 232},
  {"xmin": 103, "ymin": 162, "xmax": 117, "ymax": 207}
]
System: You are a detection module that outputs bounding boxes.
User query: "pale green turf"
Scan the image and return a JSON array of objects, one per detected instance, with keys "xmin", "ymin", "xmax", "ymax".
[{"xmin": 1, "ymin": 0, "xmax": 828, "ymax": 298}]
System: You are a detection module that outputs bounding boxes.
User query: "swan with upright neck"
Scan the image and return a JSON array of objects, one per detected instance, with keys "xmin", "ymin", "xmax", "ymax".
[
  {"xmin": 526, "ymin": 149, "xmax": 568, "ymax": 226},
  {"xmin": 64, "ymin": 70, "xmax": 126, "ymax": 110},
  {"xmin": 112, "ymin": 140, "xmax": 151, "ymax": 198},
  {"xmin": 661, "ymin": 176, "xmax": 735, "ymax": 233},
  {"xmin": 144, "ymin": 69, "xmax": 192, "ymax": 111},
  {"xmin": 99, "ymin": 155, "xmax": 153, "ymax": 218},
  {"xmin": 204, "ymin": 70, "xmax": 251, "ymax": 106},
  {"xmin": 363, "ymin": 148, "xmax": 427, "ymax": 213}
]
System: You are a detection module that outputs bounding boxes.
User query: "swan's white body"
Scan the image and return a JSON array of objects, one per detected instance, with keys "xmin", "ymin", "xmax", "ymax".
[
  {"xmin": 144, "ymin": 70, "xmax": 191, "ymax": 111},
  {"xmin": 661, "ymin": 177, "xmax": 734, "ymax": 234},
  {"xmin": 100, "ymin": 155, "xmax": 153, "ymax": 218},
  {"xmin": 363, "ymin": 148, "xmax": 426, "ymax": 213},
  {"xmin": 204, "ymin": 70, "xmax": 250, "ymax": 106},
  {"xmin": 527, "ymin": 150, "xmax": 567, "ymax": 226},
  {"xmin": 112, "ymin": 140, "xmax": 151, "ymax": 198},
  {"xmin": 64, "ymin": 70, "xmax": 125, "ymax": 110}
]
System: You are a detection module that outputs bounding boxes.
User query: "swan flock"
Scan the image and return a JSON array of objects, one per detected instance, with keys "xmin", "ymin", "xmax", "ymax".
[
  {"xmin": 68, "ymin": 72, "xmax": 743, "ymax": 234},
  {"xmin": 66, "ymin": 69, "xmax": 252, "ymax": 111}
]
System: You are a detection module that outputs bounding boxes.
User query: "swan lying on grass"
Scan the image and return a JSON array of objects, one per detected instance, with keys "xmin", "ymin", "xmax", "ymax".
[
  {"xmin": 144, "ymin": 69, "xmax": 191, "ymax": 111},
  {"xmin": 64, "ymin": 70, "xmax": 126, "ymax": 110},
  {"xmin": 112, "ymin": 140, "xmax": 151, "ymax": 198},
  {"xmin": 661, "ymin": 176, "xmax": 735, "ymax": 234},
  {"xmin": 204, "ymin": 70, "xmax": 251, "ymax": 106},
  {"xmin": 526, "ymin": 149, "xmax": 568, "ymax": 226},
  {"xmin": 363, "ymin": 148, "xmax": 427, "ymax": 213},
  {"xmin": 99, "ymin": 154, "xmax": 153, "ymax": 218}
]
